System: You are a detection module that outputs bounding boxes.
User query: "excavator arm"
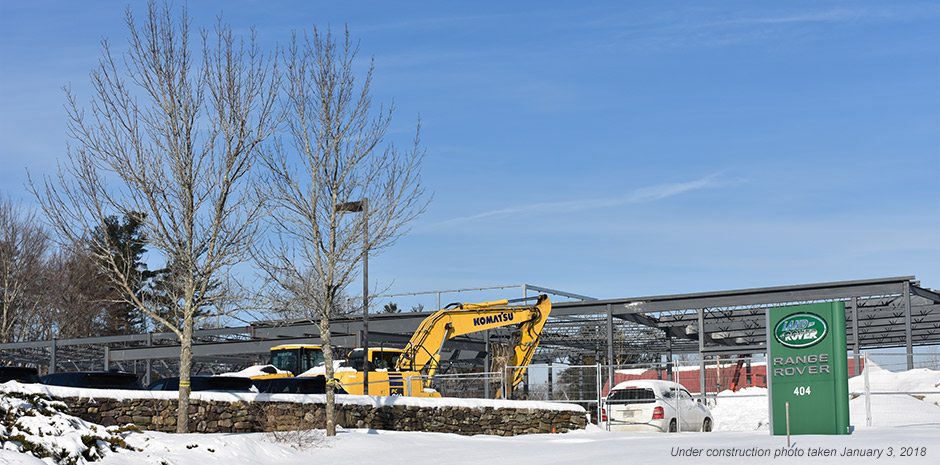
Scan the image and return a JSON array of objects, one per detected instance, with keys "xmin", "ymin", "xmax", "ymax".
[{"xmin": 396, "ymin": 294, "xmax": 552, "ymax": 391}]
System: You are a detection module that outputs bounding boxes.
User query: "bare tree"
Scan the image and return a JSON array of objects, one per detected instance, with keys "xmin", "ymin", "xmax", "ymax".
[
  {"xmin": 47, "ymin": 246, "xmax": 104, "ymax": 339},
  {"xmin": 0, "ymin": 196, "xmax": 50, "ymax": 344},
  {"xmin": 31, "ymin": 2, "xmax": 278, "ymax": 433},
  {"xmin": 259, "ymin": 28, "xmax": 426, "ymax": 436}
]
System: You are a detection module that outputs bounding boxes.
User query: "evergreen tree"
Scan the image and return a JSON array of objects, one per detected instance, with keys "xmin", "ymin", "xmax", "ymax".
[{"xmin": 93, "ymin": 212, "xmax": 154, "ymax": 335}]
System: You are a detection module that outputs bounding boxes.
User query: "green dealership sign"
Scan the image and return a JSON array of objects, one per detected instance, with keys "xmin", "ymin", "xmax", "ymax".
[{"xmin": 767, "ymin": 302, "xmax": 850, "ymax": 435}]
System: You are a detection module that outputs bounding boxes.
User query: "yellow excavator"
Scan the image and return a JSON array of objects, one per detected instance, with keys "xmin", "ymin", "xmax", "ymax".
[{"xmin": 261, "ymin": 295, "xmax": 552, "ymax": 397}]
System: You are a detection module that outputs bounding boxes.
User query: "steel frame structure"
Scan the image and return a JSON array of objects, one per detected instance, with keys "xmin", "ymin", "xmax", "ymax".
[{"xmin": 1, "ymin": 276, "xmax": 937, "ymax": 383}]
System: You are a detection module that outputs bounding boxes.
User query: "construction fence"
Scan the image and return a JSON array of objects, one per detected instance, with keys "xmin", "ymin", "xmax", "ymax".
[{"xmin": 409, "ymin": 352, "xmax": 940, "ymax": 432}]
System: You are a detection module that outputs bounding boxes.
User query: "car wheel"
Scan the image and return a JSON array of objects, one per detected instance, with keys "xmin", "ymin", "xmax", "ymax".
[
  {"xmin": 702, "ymin": 418, "xmax": 712, "ymax": 432},
  {"xmin": 668, "ymin": 419, "xmax": 677, "ymax": 433}
]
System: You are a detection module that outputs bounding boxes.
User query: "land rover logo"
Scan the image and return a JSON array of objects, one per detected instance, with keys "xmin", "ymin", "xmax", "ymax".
[{"xmin": 774, "ymin": 313, "xmax": 828, "ymax": 348}]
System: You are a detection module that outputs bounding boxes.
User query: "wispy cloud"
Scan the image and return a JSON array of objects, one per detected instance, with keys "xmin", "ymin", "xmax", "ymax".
[
  {"xmin": 578, "ymin": 4, "xmax": 940, "ymax": 51},
  {"xmin": 432, "ymin": 174, "xmax": 727, "ymax": 227}
]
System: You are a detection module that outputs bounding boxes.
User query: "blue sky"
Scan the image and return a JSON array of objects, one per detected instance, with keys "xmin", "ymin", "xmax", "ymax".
[{"xmin": 1, "ymin": 1, "xmax": 938, "ymax": 310}]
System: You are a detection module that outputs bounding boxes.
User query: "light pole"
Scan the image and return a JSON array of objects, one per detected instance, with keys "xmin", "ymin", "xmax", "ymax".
[{"xmin": 335, "ymin": 198, "xmax": 369, "ymax": 394}]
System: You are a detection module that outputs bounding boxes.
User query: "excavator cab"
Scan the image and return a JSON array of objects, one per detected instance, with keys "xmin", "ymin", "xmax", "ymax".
[
  {"xmin": 344, "ymin": 348, "xmax": 404, "ymax": 370},
  {"xmin": 268, "ymin": 344, "xmax": 325, "ymax": 377}
]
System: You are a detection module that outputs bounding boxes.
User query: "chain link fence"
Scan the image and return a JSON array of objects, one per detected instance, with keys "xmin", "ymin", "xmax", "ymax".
[
  {"xmin": 459, "ymin": 352, "xmax": 940, "ymax": 432},
  {"xmin": 215, "ymin": 350, "xmax": 940, "ymax": 431}
]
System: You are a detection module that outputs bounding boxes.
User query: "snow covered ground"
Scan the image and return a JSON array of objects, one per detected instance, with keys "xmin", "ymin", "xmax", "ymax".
[
  {"xmin": 18, "ymin": 426, "xmax": 930, "ymax": 465},
  {"xmin": 1, "ymin": 361, "xmax": 938, "ymax": 464},
  {"xmin": 2, "ymin": 421, "xmax": 938, "ymax": 465}
]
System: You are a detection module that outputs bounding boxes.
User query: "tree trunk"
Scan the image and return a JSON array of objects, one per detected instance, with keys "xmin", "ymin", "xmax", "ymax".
[
  {"xmin": 177, "ymin": 314, "xmax": 194, "ymax": 433},
  {"xmin": 320, "ymin": 311, "xmax": 335, "ymax": 436}
]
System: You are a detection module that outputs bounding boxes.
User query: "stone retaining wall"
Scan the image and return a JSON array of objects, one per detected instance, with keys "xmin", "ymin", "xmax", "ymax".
[{"xmin": 61, "ymin": 397, "xmax": 587, "ymax": 436}]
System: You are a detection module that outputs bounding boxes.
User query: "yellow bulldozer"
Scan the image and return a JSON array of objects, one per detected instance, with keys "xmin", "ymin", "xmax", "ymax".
[{"xmin": 258, "ymin": 294, "xmax": 552, "ymax": 397}]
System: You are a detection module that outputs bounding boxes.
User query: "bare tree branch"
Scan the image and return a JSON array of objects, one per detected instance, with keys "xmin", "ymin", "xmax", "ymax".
[
  {"xmin": 258, "ymin": 26, "xmax": 427, "ymax": 436},
  {"xmin": 29, "ymin": 1, "xmax": 278, "ymax": 433}
]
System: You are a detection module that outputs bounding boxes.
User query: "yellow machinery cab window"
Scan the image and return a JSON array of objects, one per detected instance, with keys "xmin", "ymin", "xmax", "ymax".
[
  {"xmin": 301, "ymin": 347, "xmax": 325, "ymax": 373},
  {"xmin": 271, "ymin": 346, "xmax": 324, "ymax": 374}
]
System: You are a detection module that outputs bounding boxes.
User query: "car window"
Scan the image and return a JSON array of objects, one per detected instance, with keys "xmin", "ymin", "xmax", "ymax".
[
  {"xmin": 0, "ymin": 367, "xmax": 40, "ymax": 383},
  {"xmin": 86, "ymin": 373, "xmax": 142, "ymax": 389},
  {"xmin": 679, "ymin": 389, "xmax": 692, "ymax": 400},
  {"xmin": 607, "ymin": 387, "xmax": 656, "ymax": 403},
  {"xmin": 201, "ymin": 376, "xmax": 252, "ymax": 391}
]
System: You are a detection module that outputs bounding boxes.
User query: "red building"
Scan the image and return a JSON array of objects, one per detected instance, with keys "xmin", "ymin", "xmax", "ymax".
[{"xmin": 603, "ymin": 358, "xmax": 864, "ymax": 396}]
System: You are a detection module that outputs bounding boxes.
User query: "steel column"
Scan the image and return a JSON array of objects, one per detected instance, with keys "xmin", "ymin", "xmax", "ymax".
[
  {"xmin": 606, "ymin": 303, "xmax": 614, "ymax": 394},
  {"xmin": 484, "ymin": 330, "xmax": 491, "ymax": 399},
  {"xmin": 902, "ymin": 281, "xmax": 913, "ymax": 369},
  {"xmin": 362, "ymin": 199, "xmax": 370, "ymax": 395},
  {"xmin": 145, "ymin": 332, "xmax": 153, "ymax": 385},
  {"xmin": 851, "ymin": 297, "xmax": 860, "ymax": 373},
  {"xmin": 49, "ymin": 338, "xmax": 57, "ymax": 374},
  {"xmin": 698, "ymin": 307, "xmax": 706, "ymax": 402},
  {"xmin": 666, "ymin": 337, "xmax": 673, "ymax": 379},
  {"xmin": 547, "ymin": 361, "xmax": 553, "ymax": 400}
]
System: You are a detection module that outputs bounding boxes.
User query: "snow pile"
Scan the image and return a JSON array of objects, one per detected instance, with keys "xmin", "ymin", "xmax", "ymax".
[
  {"xmin": 710, "ymin": 387, "xmax": 769, "ymax": 431},
  {"xmin": 849, "ymin": 392, "xmax": 940, "ymax": 428},
  {"xmin": 0, "ymin": 381, "xmax": 584, "ymax": 413},
  {"xmin": 847, "ymin": 361, "xmax": 940, "ymax": 427},
  {"xmin": 848, "ymin": 360, "xmax": 940, "ymax": 405},
  {"xmin": 298, "ymin": 361, "xmax": 353, "ymax": 377},
  {"xmin": 0, "ymin": 388, "xmax": 137, "ymax": 464},
  {"xmin": 708, "ymin": 362, "xmax": 940, "ymax": 431},
  {"xmin": 216, "ymin": 365, "xmax": 291, "ymax": 378}
]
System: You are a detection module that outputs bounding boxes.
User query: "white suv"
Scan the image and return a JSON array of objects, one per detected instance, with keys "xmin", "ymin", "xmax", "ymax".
[{"xmin": 603, "ymin": 380, "xmax": 713, "ymax": 432}]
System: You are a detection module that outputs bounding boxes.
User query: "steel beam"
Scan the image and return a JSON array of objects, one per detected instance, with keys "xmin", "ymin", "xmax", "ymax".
[
  {"xmin": 911, "ymin": 285, "xmax": 940, "ymax": 304},
  {"xmin": 107, "ymin": 330, "xmax": 486, "ymax": 363},
  {"xmin": 109, "ymin": 335, "xmax": 359, "ymax": 362},
  {"xmin": 524, "ymin": 284, "xmax": 597, "ymax": 302},
  {"xmin": 554, "ymin": 277, "xmax": 914, "ymax": 316},
  {"xmin": 656, "ymin": 304, "xmax": 939, "ymax": 330},
  {"xmin": 700, "ymin": 344, "xmax": 767, "ymax": 355}
]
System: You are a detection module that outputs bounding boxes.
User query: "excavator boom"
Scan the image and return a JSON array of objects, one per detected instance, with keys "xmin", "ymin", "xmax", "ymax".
[{"xmin": 396, "ymin": 294, "xmax": 552, "ymax": 390}]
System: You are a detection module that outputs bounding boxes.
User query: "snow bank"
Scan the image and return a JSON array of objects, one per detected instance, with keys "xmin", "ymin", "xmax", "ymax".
[
  {"xmin": 0, "ymin": 390, "xmax": 136, "ymax": 464},
  {"xmin": 711, "ymin": 387, "xmax": 769, "ymax": 431},
  {"xmin": 845, "ymin": 360, "xmax": 940, "ymax": 427},
  {"xmin": 850, "ymin": 392, "xmax": 940, "ymax": 427},
  {"xmin": 848, "ymin": 360, "xmax": 940, "ymax": 405},
  {"xmin": 0, "ymin": 381, "xmax": 584, "ymax": 413},
  {"xmin": 708, "ymin": 362, "xmax": 940, "ymax": 431}
]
